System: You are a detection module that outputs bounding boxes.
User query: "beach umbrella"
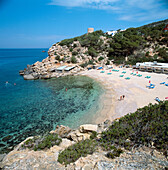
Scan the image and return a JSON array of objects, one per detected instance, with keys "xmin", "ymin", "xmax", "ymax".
[{"xmin": 149, "ymin": 80, "xmax": 151, "ymax": 84}]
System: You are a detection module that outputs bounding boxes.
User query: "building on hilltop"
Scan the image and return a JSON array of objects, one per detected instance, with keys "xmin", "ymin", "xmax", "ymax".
[
  {"xmin": 106, "ymin": 30, "xmax": 118, "ymax": 36},
  {"xmin": 106, "ymin": 29, "xmax": 126, "ymax": 37},
  {"xmin": 87, "ymin": 28, "xmax": 94, "ymax": 34}
]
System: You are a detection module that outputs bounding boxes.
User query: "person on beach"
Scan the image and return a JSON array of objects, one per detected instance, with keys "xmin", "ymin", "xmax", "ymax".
[
  {"xmin": 123, "ymin": 95, "xmax": 125, "ymax": 100},
  {"xmin": 120, "ymin": 96, "xmax": 122, "ymax": 101}
]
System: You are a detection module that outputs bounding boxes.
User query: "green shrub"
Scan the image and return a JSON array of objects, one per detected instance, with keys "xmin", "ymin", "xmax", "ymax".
[
  {"xmin": 58, "ymin": 139, "xmax": 96, "ymax": 165},
  {"xmin": 88, "ymin": 47, "xmax": 97, "ymax": 58},
  {"xmin": 106, "ymin": 148, "xmax": 123, "ymax": 159},
  {"xmin": 90, "ymin": 131, "xmax": 97, "ymax": 139},
  {"xmin": 100, "ymin": 101, "xmax": 168, "ymax": 155},
  {"xmin": 106, "ymin": 60, "xmax": 110, "ymax": 65},
  {"xmin": 55, "ymin": 55, "xmax": 60, "ymax": 60},
  {"xmin": 88, "ymin": 60, "xmax": 94, "ymax": 65},
  {"xmin": 98, "ymin": 56, "xmax": 104, "ymax": 61},
  {"xmin": 22, "ymin": 133, "xmax": 62, "ymax": 151},
  {"xmin": 71, "ymin": 56, "xmax": 77, "ymax": 63},
  {"xmin": 72, "ymin": 51, "xmax": 78, "ymax": 56},
  {"xmin": 80, "ymin": 62, "xmax": 88, "ymax": 68}
]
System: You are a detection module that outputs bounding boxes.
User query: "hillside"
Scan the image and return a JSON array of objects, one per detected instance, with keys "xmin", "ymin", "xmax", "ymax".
[
  {"xmin": 58, "ymin": 101, "xmax": 168, "ymax": 165},
  {"xmin": 19, "ymin": 19, "xmax": 168, "ymax": 80},
  {"xmin": 48, "ymin": 19, "xmax": 168, "ymax": 67}
]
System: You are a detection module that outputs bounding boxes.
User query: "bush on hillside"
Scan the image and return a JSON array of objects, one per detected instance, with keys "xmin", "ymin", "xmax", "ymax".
[
  {"xmin": 58, "ymin": 101, "xmax": 168, "ymax": 165},
  {"xmin": 22, "ymin": 133, "xmax": 62, "ymax": 151},
  {"xmin": 58, "ymin": 139, "xmax": 96, "ymax": 165},
  {"xmin": 98, "ymin": 56, "xmax": 104, "ymax": 61},
  {"xmin": 71, "ymin": 56, "xmax": 77, "ymax": 63},
  {"xmin": 100, "ymin": 101, "xmax": 168, "ymax": 156}
]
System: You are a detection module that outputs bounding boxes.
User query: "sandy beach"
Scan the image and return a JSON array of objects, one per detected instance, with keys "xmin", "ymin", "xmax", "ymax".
[{"xmin": 79, "ymin": 67, "xmax": 168, "ymax": 124}]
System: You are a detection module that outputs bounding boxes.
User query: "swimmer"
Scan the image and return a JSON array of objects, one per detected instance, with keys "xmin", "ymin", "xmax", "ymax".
[
  {"xmin": 14, "ymin": 83, "xmax": 16, "ymax": 86},
  {"xmin": 5, "ymin": 81, "xmax": 9, "ymax": 87}
]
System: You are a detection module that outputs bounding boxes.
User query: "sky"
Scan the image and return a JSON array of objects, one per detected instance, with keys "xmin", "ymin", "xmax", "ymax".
[{"xmin": 0, "ymin": 0, "xmax": 167, "ymax": 48}]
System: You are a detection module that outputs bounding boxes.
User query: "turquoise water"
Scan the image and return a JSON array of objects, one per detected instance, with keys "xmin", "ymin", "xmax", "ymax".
[{"xmin": 0, "ymin": 49, "xmax": 103, "ymax": 153}]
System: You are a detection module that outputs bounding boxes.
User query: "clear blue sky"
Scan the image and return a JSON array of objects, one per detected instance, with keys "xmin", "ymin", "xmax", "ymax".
[{"xmin": 0, "ymin": 0, "xmax": 167, "ymax": 48}]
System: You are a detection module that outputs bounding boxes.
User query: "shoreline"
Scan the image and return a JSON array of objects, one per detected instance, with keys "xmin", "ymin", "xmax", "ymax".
[{"xmin": 79, "ymin": 68, "xmax": 168, "ymax": 124}]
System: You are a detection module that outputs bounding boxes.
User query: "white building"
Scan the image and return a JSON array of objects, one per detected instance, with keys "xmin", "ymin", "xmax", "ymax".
[
  {"xmin": 106, "ymin": 30, "xmax": 118, "ymax": 36},
  {"xmin": 106, "ymin": 29, "xmax": 126, "ymax": 37},
  {"xmin": 136, "ymin": 61, "xmax": 168, "ymax": 73}
]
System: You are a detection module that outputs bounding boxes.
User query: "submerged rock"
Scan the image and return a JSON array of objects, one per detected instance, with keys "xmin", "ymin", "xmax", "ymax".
[{"xmin": 2, "ymin": 135, "xmax": 13, "ymax": 142}]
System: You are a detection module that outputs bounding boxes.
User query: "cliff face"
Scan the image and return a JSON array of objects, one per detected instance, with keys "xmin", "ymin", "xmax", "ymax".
[{"xmin": 1, "ymin": 122, "xmax": 167, "ymax": 170}]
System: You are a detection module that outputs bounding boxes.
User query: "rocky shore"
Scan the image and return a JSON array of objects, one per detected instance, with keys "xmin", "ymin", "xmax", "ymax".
[
  {"xmin": 19, "ymin": 40, "xmax": 110, "ymax": 80},
  {"xmin": 19, "ymin": 42, "xmax": 85, "ymax": 80},
  {"xmin": 0, "ymin": 120, "xmax": 167, "ymax": 170}
]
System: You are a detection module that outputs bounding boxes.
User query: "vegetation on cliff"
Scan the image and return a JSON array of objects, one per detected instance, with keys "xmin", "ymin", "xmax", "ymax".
[
  {"xmin": 57, "ymin": 19, "xmax": 168, "ymax": 66},
  {"xmin": 21, "ymin": 133, "xmax": 62, "ymax": 151},
  {"xmin": 58, "ymin": 101, "xmax": 168, "ymax": 165},
  {"xmin": 100, "ymin": 101, "xmax": 168, "ymax": 154}
]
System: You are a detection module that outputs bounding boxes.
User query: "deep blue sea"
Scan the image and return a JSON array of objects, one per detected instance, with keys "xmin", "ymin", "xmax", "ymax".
[{"xmin": 0, "ymin": 49, "xmax": 103, "ymax": 153}]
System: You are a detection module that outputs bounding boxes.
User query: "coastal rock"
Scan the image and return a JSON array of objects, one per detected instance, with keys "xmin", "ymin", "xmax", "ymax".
[
  {"xmin": 67, "ymin": 130, "xmax": 91, "ymax": 142},
  {"xmin": 0, "ymin": 150, "xmax": 62, "ymax": 170},
  {"xmin": 41, "ymin": 74, "xmax": 51, "ymax": 79},
  {"xmin": 59, "ymin": 139, "xmax": 75, "ymax": 148},
  {"xmin": 50, "ymin": 145, "xmax": 62, "ymax": 153},
  {"xmin": 50, "ymin": 125, "xmax": 72, "ymax": 138},
  {"xmin": 32, "ymin": 72, "xmax": 39, "ymax": 79},
  {"xmin": 19, "ymin": 70, "xmax": 24, "ymax": 75},
  {"xmin": 0, "ymin": 154, "xmax": 6, "ymax": 162},
  {"xmin": 97, "ymin": 119, "xmax": 112, "ymax": 133},
  {"xmin": 79, "ymin": 124, "xmax": 98, "ymax": 133},
  {"xmin": 23, "ymin": 74, "xmax": 36, "ymax": 80}
]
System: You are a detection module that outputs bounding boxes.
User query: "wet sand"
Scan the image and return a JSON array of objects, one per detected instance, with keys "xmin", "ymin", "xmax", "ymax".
[{"xmin": 79, "ymin": 68, "xmax": 168, "ymax": 124}]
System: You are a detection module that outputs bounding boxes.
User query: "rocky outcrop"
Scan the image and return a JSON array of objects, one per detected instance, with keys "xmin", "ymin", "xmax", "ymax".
[
  {"xmin": 1, "ymin": 120, "xmax": 167, "ymax": 169},
  {"xmin": 79, "ymin": 124, "xmax": 98, "ymax": 133},
  {"xmin": 1, "ymin": 145, "xmax": 167, "ymax": 169},
  {"xmin": 50, "ymin": 125, "xmax": 72, "ymax": 138},
  {"xmin": 19, "ymin": 38, "xmax": 111, "ymax": 80},
  {"xmin": 19, "ymin": 62, "xmax": 84, "ymax": 80},
  {"xmin": 67, "ymin": 130, "xmax": 91, "ymax": 142}
]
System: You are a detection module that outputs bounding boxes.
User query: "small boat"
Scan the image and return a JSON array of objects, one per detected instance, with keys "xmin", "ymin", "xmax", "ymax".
[{"xmin": 42, "ymin": 50, "xmax": 46, "ymax": 52}]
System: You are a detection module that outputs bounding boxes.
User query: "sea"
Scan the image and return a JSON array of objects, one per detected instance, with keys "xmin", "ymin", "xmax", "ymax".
[{"xmin": 0, "ymin": 49, "xmax": 104, "ymax": 153}]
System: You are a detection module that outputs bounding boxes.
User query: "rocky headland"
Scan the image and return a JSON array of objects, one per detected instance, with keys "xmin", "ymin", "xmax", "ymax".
[
  {"xmin": 0, "ymin": 117, "xmax": 167, "ymax": 170},
  {"xmin": 19, "ymin": 39, "xmax": 109, "ymax": 80}
]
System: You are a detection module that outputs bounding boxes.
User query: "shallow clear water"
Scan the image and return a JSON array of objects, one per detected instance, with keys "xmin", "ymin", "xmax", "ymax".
[{"xmin": 0, "ymin": 49, "xmax": 103, "ymax": 153}]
